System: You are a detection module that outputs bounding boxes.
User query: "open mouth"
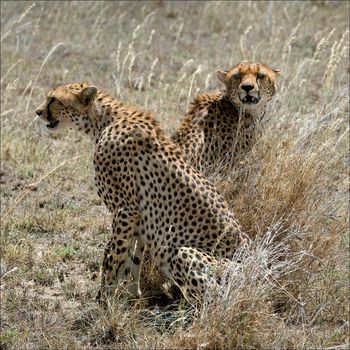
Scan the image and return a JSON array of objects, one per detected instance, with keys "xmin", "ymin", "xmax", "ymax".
[
  {"xmin": 239, "ymin": 95, "xmax": 260, "ymax": 105},
  {"xmin": 46, "ymin": 119, "xmax": 59, "ymax": 129}
]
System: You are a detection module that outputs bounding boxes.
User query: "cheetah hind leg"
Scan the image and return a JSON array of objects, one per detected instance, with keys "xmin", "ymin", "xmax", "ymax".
[{"xmin": 169, "ymin": 247, "xmax": 229, "ymax": 303}]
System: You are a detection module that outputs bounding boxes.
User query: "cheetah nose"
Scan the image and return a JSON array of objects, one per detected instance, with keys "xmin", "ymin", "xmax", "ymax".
[
  {"xmin": 241, "ymin": 84, "xmax": 254, "ymax": 92},
  {"xmin": 36, "ymin": 109, "xmax": 43, "ymax": 116}
]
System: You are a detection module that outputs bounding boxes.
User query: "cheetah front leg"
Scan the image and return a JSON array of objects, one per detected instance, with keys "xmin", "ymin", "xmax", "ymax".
[
  {"xmin": 97, "ymin": 209, "xmax": 141, "ymax": 303},
  {"xmin": 124, "ymin": 234, "xmax": 145, "ymax": 297}
]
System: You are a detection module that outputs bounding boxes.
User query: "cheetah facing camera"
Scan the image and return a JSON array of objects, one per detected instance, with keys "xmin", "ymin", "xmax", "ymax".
[
  {"xmin": 35, "ymin": 82, "xmax": 249, "ymax": 302},
  {"xmin": 172, "ymin": 61, "xmax": 281, "ymax": 175}
]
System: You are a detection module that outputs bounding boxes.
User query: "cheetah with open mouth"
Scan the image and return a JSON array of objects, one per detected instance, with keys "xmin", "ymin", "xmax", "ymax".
[
  {"xmin": 172, "ymin": 61, "xmax": 281, "ymax": 175},
  {"xmin": 35, "ymin": 82, "xmax": 249, "ymax": 302}
]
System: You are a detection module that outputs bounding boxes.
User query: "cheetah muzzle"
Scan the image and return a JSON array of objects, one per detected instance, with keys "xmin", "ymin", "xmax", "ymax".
[
  {"xmin": 239, "ymin": 94, "xmax": 260, "ymax": 105},
  {"xmin": 46, "ymin": 116, "xmax": 59, "ymax": 129}
]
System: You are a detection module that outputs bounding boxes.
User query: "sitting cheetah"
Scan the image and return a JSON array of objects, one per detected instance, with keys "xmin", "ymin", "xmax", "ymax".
[
  {"xmin": 172, "ymin": 61, "xmax": 281, "ymax": 175},
  {"xmin": 35, "ymin": 82, "xmax": 249, "ymax": 302}
]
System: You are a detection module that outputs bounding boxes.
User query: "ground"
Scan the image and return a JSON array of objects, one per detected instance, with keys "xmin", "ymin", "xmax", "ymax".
[{"xmin": 1, "ymin": 1, "xmax": 349, "ymax": 349}]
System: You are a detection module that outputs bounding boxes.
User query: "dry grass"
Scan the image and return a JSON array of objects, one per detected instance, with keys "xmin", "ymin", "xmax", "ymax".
[{"xmin": 1, "ymin": 1, "xmax": 349, "ymax": 349}]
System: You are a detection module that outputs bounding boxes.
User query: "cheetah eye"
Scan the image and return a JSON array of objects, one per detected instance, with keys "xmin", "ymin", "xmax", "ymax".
[
  {"xmin": 51, "ymin": 97, "xmax": 64, "ymax": 106},
  {"xmin": 257, "ymin": 73, "xmax": 266, "ymax": 79},
  {"xmin": 232, "ymin": 73, "xmax": 241, "ymax": 79}
]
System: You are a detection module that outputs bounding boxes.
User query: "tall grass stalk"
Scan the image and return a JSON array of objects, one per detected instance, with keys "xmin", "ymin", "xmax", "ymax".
[{"xmin": 1, "ymin": 1, "xmax": 348, "ymax": 349}]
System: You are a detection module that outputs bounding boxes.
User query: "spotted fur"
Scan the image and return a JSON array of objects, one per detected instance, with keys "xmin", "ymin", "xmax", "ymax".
[
  {"xmin": 35, "ymin": 82, "xmax": 249, "ymax": 302},
  {"xmin": 172, "ymin": 61, "xmax": 281, "ymax": 175}
]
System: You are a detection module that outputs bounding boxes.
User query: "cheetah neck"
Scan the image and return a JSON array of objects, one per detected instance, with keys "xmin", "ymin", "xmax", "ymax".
[
  {"xmin": 74, "ymin": 92, "xmax": 117, "ymax": 144},
  {"xmin": 90, "ymin": 106, "xmax": 115, "ymax": 144}
]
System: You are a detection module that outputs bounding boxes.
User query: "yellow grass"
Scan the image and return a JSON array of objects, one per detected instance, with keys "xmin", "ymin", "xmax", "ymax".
[{"xmin": 1, "ymin": 1, "xmax": 349, "ymax": 349}]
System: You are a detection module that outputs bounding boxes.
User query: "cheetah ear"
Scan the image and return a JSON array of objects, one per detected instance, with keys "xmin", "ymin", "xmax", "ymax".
[
  {"xmin": 273, "ymin": 69, "xmax": 282, "ymax": 77},
  {"xmin": 79, "ymin": 86, "xmax": 98, "ymax": 105},
  {"xmin": 217, "ymin": 70, "xmax": 228, "ymax": 84}
]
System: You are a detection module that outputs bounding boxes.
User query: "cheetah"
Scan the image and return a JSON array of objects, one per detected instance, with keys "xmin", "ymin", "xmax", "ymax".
[
  {"xmin": 172, "ymin": 61, "xmax": 281, "ymax": 175},
  {"xmin": 35, "ymin": 82, "xmax": 249, "ymax": 302}
]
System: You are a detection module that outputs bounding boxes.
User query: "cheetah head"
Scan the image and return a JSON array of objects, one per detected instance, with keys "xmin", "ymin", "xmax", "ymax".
[
  {"xmin": 35, "ymin": 82, "xmax": 97, "ymax": 131},
  {"xmin": 217, "ymin": 61, "xmax": 281, "ymax": 110}
]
